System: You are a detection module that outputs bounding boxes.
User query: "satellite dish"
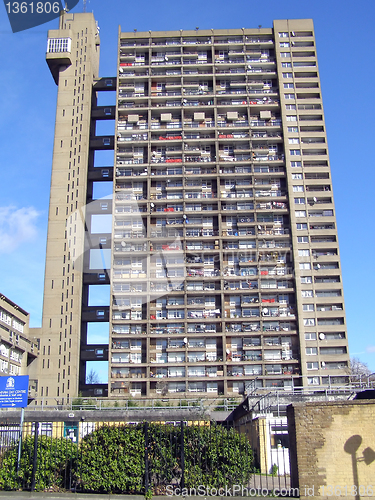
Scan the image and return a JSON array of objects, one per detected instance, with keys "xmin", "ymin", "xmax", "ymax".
[
  {"xmin": 319, "ymin": 333, "xmax": 325, "ymax": 340},
  {"xmin": 183, "ymin": 337, "xmax": 187, "ymax": 343},
  {"xmin": 262, "ymin": 308, "xmax": 268, "ymax": 314},
  {"xmin": 183, "ymin": 214, "xmax": 187, "ymax": 219},
  {"xmin": 151, "ymin": 202, "xmax": 155, "ymax": 207},
  {"xmin": 321, "ymin": 361, "xmax": 326, "ymax": 367},
  {"xmin": 121, "ymin": 241, "xmax": 126, "ymax": 247}
]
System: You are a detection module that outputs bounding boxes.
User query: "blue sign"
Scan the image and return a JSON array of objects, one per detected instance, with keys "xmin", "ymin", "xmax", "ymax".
[{"xmin": 0, "ymin": 375, "xmax": 29, "ymax": 408}]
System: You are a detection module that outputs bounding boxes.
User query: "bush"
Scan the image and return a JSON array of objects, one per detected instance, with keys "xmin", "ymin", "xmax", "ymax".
[
  {"xmin": 183, "ymin": 424, "xmax": 253, "ymax": 488},
  {"xmin": 0, "ymin": 435, "xmax": 76, "ymax": 491},
  {"xmin": 0, "ymin": 423, "xmax": 253, "ymax": 494},
  {"xmin": 76, "ymin": 424, "xmax": 145, "ymax": 493}
]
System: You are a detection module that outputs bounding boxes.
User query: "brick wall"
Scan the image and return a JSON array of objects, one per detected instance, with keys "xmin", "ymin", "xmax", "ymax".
[{"xmin": 287, "ymin": 400, "xmax": 375, "ymax": 499}]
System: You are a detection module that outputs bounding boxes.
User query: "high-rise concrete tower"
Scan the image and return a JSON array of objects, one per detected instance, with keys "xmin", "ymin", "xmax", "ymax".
[{"xmin": 35, "ymin": 14, "xmax": 349, "ymax": 403}]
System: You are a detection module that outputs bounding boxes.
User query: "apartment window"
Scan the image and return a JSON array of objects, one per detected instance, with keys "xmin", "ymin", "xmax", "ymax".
[
  {"xmin": 280, "ymin": 42, "xmax": 290, "ymax": 47},
  {"xmin": 291, "ymin": 161, "xmax": 302, "ymax": 167},
  {"xmin": 283, "ymin": 73, "xmax": 293, "ymax": 78},
  {"xmin": 296, "ymin": 223, "xmax": 308, "ymax": 230},
  {"xmin": 307, "ymin": 362, "xmax": 319, "ymax": 370},
  {"xmin": 307, "ymin": 377, "xmax": 319, "ymax": 385},
  {"xmin": 292, "ymin": 173, "xmax": 302, "ymax": 179},
  {"xmin": 286, "ymin": 104, "xmax": 296, "ymax": 110},
  {"xmin": 299, "ymin": 249, "xmax": 310, "ymax": 257},
  {"xmin": 293, "ymin": 185, "xmax": 304, "ymax": 192},
  {"xmin": 284, "ymin": 83, "xmax": 294, "ymax": 89},
  {"xmin": 281, "ymin": 62, "xmax": 292, "ymax": 68},
  {"xmin": 289, "ymin": 138, "xmax": 300, "ymax": 145},
  {"xmin": 288, "ymin": 127, "xmax": 298, "ymax": 133},
  {"xmin": 303, "ymin": 304, "xmax": 314, "ymax": 311},
  {"xmin": 285, "ymin": 93, "xmax": 296, "ymax": 100},
  {"xmin": 302, "ymin": 290, "xmax": 313, "ymax": 298},
  {"xmin": 298, "ymin": 236, "xmax": 309, "ymax": 243},
  {"xmin": 301, "ymin": 276, "xmax": 312, "ymax": 283},
  {"xmin": 286, "ymin": 115, "xmax": 297, "ymax": 121},
  {"xmin": 299, "ymin": 262, "xmax": 311, "ymax": 270},
  {"xmin": 306, "ymin": 347, "xmax": 318, "ymax": 355},
  {"xmin": 320, "ymin": 347, "xmax": 347, "ymax": 355},
  {"xmin": 280, "ymin": 52, "xmax": 291, "ymax": 58},
  {"xmin": 278, "ymin": 32, "xmax": 289, "ymax": 37},
  {"xmin": 295, "ymin": 211, "xmax": 306, "ymax": 217},
  {"xmin": 294, "ymin": 198, "xmax": 305, "ymax": 204},
  {"xmin": 305, "ymin": 331, "xmax": 317, "ymax": 340},
  {"xmin": 304, "ymin": 318, "xmax": 316, "ymax": 327},
  {"xmin": 290, "ymin": 149, "xmax": 301, "ymax": 155}
]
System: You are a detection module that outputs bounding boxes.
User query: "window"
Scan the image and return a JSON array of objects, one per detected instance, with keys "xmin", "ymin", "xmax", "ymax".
[
  {"xmin": 295, "ymin": 210, "xmax": 306, "ymax": 217},
  {"xmin": 298, "ymin": 236, "xmax": 309, "ymax": 243},
  {"xmin": 299, "ymin": 262, "xmax": 311, "ymax": 270},
  {"xmin": 305, "ymin": 331, "xmax": 317, "ymax": 340},
  {"xmin": 306, "ymin": 347, "xmax": 318, "ymax": 355},
  {"xmin": 307, "ymin": 362, "xmax": 319, "ymax": 370},
  {"xmin": 301, "ymin": 276, "xmax": 312, "ymax": 283},
  {"xmin": 304, "ymin": 318, "xmax": 316, "ymax": 327},
  {"xmin": 294, "ymin": 198, "xmax": 305, "ymax": 204},
  {"xmin": 283, "ymin": 73, "xmax": 293, "ymax": 78},
  {"xmin": 286, "ymin": 115, "xmax": 297, "ymax": 122},
  {"xmin": 280, "ymin": 52, "xmax": 291, "ymax": 58},
  {"xmin": 293, "ymin": 185, "xmax": 304, "ymax": 192},
  {"xmin": 284, "ymin": 83, "xmax": 294, "ymax": 89},
  {"xmin": 290, "ymin": 149, "xmax": 301, "ymax": 155},
  {"xmin": 296, "ymin": 223, "xmax": 307, "ymax": 230},
  {"xmin": 47, "ymin": 38, "xmax": 72, "ymax": 53},
  {"xmin": 286, "ymin": 104, "xmax": 296, "ymax": 110},
  {"xmin": 292, "ymin": 173, "xmax": 302, "ymax": 179},
  {"xmin": 308, "ymin": 376, "xmax": 319, "ymax": 385},
  {"xmin": 278, "ymin": 32, "xmax": 289, "ymax": 37},
  {"xmin": 289, "ymin": 138, "xmax": 300, "ymax": 145},
  {"xmin": 280, "ymin": 42, "xmax": 290, "ymax": 47},
  {"xmin": 291, "ymin": 161, "xmax": 302, "ymax": 167},
  {"xmin": 303, "ymin": 304, "xmax": 314, "ymax": 311},
  {"xmin": 281, "ymin": 62, "xmax": 292, "ymax": 68},
  {"xmin": 288, "ymin": 127, "xmax": 298, "ymax": 133},
  {"xmin": 299, "ymin": 249, "xmax": 310, "ymax": 257}
]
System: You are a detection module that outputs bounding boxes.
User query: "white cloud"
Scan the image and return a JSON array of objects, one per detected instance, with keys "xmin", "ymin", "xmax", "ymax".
[
  {"xmin": 0, "ymin": 206, "xmax": 40, "ymax": 253},
  {"xmin": 366, "ymin": 346, "xmax": 375, "ymax": 353}
]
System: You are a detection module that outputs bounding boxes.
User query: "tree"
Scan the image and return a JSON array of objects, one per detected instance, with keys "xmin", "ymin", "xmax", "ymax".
[
  {"xmin": 349, "ymin": 357, "xmax": 372, "ymax": 381},
  {"xmin": 86, "ymin": 369, "xmax": 100, "ymax": 384}
]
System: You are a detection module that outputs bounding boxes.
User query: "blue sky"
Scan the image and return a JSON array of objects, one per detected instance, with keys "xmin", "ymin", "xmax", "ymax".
[{"xmin": 0, "ymin": 0, "xmax": 374, "ymax": 372}]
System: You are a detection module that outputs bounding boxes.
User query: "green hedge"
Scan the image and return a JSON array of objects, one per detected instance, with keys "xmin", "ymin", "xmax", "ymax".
[
  {"xmin": 0, "ymin": 423, "xmax": 253, "ymax": 494},
  {"xmin": 0, "ymin": 435, "xmax": 76, "ymax": 491}
]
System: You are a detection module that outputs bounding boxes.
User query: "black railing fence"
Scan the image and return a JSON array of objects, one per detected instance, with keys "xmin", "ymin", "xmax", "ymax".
[{"xmin": 0, "ymin": 419, "xmax": 291, "ymax": 495}]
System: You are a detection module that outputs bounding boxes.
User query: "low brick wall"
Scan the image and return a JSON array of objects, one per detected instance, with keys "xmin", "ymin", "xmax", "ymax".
[{"xmin": 287, "ymin": 400, "xmax": 375, "ymax": 500}]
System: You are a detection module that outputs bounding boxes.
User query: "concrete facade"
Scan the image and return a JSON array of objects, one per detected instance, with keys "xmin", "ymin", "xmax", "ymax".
[{"xmin": 33, "ymin": 14, "xmax": 349, "ymax": 403}]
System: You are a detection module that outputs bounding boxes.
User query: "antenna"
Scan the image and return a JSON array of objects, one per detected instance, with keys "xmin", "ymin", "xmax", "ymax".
[{"xmin": 83, "ymin": 0, "xmax": 87, "ymax": 12}]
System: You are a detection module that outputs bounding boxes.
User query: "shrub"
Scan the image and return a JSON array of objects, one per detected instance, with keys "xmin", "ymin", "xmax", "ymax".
[
  {"xmin": 75, "ymin": 424, "xmax": 145, "ymax": 493},
  {"xmin": 0, "ymin": 435, "xmax": 76, "ymax": 491}
]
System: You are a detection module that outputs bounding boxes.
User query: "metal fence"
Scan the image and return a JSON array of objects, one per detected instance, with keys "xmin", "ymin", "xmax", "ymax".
[{"xmin": 0, "ymin": 418, "xmax": 292, "ymax": 495}]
